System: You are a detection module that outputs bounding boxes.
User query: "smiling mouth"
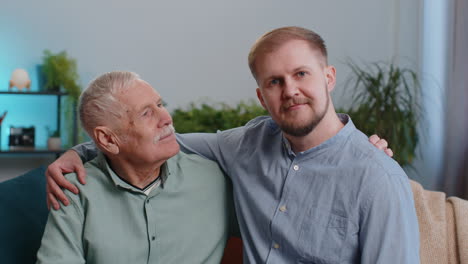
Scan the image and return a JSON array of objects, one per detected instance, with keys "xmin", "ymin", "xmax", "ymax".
[
  {"xmin": 154, "ymin": 125, "xmax": 175, "ymax": 143},
  {"xmin": 283, "ymin": 103, "xmax": 307, "ymax": 111},
  {"xmin": 289, "ymin": 103, "xmax": 304, "ymax": 108},
  {"xmin": 282, "ymin": 97, "xmax": 311, "ymax": 111},
  {"xmin": 159, "ymin": 132, "xmax": 174, "ymax": 141}
]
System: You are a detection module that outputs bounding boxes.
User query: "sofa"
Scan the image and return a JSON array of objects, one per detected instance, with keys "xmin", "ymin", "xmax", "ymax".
[
  {"xmin": 1, "ymin": 167, "xmax": 467, "ymax": 264},
  {"xmin": 0, "ymin": 167, "xmax": 48, "ymax": 264},
  {"xmin": 0, "ymin": 167, "xmax": 242, "ymax": 264}
]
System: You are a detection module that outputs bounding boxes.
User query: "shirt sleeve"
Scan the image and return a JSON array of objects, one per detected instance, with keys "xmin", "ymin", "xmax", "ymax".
[
  {"xmin": 359, "ymin": 175, "xmax": 420, "ymax": 263},
  {"xmin": 176, "ymin": 132, "xmax": 231, "ymax": 173},
  {"xmin": 36, "ymin": 182, "xmax": 85, "ymax": 264},
  {"xmin": 176, "ymin": 133, "xmax": 219, "ymax": 160},
  {"xmin": 72, "ymin": 141, "xmax": 98, "ymax": 162}
]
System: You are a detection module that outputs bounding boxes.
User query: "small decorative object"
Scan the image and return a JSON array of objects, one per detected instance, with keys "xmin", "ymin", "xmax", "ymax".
[
  {"xmin": 46, "ymin": 129, "xmax": 61, "ymax": 150},
  {"xmin": 9, "ymin": 126, "xmax": 35, "ymax": 150},
  {"xmin": 9, "ymin": 69, "xmax": 31, "ymax": 92}
]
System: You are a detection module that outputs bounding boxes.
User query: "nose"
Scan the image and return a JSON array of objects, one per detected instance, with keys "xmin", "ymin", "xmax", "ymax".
[
  {"xmin": 157, "ymin": 107, "xmax": 173, "ymax": 128},
  {"xmin": 282, "ymin": 77, "xmax": 299, "ymax": 98}
]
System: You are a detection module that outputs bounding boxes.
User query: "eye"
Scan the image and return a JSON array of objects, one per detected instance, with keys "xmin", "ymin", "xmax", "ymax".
[
  {"xmin": 297, "ymin": 71, "xmax": 307, "ymax": 77},
  {"xmin": 143, "ymin": 109, "xmax": 153, "ymax": 117},
  {"xmin": 157, "ymin": 103, "xmax": 163, "ymax": 108},
  {"xmin": 270, "ymin": 79, "xmax": 280, "ymax": 86}
]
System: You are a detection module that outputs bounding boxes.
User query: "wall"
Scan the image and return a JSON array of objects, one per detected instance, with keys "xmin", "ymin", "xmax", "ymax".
[{"xmin": 0, "ymin": 0, "xmax": 421, "ymax": 181}]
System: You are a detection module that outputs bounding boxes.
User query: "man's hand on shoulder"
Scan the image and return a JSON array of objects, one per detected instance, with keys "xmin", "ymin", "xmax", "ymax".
[
  {"xmin": 368, "ymin": 134, "xmax": 394, "ymax": 157},
  {"xmin": 46, "ymin": 150, "xmax": 87, "ymax": 210}
]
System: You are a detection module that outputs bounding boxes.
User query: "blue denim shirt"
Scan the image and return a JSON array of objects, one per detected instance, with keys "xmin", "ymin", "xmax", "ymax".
[{"xmin": 177, "ymin": 114, "xmax": 420, "ymax": 264}]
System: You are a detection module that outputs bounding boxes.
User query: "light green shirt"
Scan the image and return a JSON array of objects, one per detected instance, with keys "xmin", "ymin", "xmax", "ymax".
[{"xmin": 36, "ymin": 151, "xmax": 235, "ymax": 264}]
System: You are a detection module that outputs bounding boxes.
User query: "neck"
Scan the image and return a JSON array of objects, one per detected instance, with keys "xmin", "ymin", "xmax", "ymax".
[
  {"xmin": 107, "ymin": 156, "xmax": 164, "ymax": 189},
  {"xmin": 284, "ymin": 109, "xmax": 344, "ymax": 153}
]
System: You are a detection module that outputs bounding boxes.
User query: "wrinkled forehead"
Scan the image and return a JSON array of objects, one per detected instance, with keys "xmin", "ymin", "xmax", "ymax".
[{"xmin": 117, "ymin": 79, "xmax": 161, "ymax": 112}]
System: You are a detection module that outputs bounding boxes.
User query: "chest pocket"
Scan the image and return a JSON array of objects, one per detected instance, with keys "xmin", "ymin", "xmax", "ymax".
[{"xmin": 297, "ymin": 206, "xmax": 348, "ymax": 264}]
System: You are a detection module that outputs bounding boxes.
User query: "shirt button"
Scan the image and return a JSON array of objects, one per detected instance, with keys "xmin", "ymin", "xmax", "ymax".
[
  {"xmin": 152, "ymin": 236, "xmax": 156, "ymax": 241},
  {"xmin": 146, "ymin": 200, "xmax": 150, "ymax": 204},
  {"xmin": 273, "ymin": 243, "xmax": 280, "ymax": 249},
  {"xmin": 279, "ymin": 205, "xmax": 287, "ymax": 212},
  {"xmin": 293, "ymin": 165, "xmax": 299, "ymax": 171}
]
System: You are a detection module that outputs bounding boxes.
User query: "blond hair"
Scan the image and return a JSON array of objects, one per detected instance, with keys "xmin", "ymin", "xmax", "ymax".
[{"xmin": 248, "ymin": 26, "xmax": 328, "ymax": 80}]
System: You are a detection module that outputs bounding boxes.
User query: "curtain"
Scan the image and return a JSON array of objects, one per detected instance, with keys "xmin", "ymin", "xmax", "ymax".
[{"xmin": 442, "ymin": 0, "xmax": 468, "ymax": 199}]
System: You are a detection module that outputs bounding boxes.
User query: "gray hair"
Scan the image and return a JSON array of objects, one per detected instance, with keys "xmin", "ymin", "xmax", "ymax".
[{"xmin": 78, "ymin": 71, "xmax": 140, "ymax": 137}]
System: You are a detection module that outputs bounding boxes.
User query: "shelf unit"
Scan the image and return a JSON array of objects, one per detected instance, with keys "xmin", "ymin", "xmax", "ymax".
[{"xmin": 0, "ymin": 91, "xmax": 76, "ymax": 156}]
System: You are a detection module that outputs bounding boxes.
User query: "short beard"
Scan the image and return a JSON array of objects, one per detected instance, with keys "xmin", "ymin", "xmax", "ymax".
[{"xmin": 279, "ymin": 92, "xmax": 329, "ymax": 137}]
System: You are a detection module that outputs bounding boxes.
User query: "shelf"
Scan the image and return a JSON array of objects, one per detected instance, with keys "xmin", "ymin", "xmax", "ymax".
[
  {"xmin": 0, "ymin": 147, "xmax": 65, "ymax": 156},
  {"xmin": 0, "ymin": 91, "xmax": 68, "ymax": 96},
  {"xmin": 0, "ymin": 90, "xmax": 77, "ymax": 157}
]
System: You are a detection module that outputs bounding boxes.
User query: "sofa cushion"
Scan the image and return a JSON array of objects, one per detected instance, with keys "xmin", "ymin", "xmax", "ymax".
[{"xmin": 0, "ymin": 166, "xmax": 49, "ymax": 264}]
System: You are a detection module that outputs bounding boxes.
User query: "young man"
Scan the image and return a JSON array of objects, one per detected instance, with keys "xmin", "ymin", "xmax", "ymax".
[
  {"xmin": 176, "ymin": 27, "xmax": 419, "ymax": 263},
  {"xmin": 47, "ymin": 27, "xmax": 416, "ymax": 263}
]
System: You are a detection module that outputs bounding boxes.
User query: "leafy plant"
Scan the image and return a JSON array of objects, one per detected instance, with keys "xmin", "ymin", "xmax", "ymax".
[
  {"xmin": 340, "ymin": 61, "xmax": 422, "ymax": 167},
  {"xmin": 41, "ymin": 50, "xmax": 83, "ymax": 147},
  {"xmin": 50, "ymin": 130, "xmax": 60, "ymax": 138},
  {"xmin": 172, "ymin": 100, "xmax": 268, "ymax": 133},
  {"xmin": 41, "ymin": 50, "xmax": 81, "ymax": 100},
  {"xmin": 45, "ymin": 126, "xmax": 60, "ymax": 138}
]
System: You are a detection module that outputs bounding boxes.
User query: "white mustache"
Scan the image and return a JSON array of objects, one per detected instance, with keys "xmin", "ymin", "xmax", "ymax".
[{"xmin": 153, "ymin": 124, "xmax": 175, "ymax": 143}]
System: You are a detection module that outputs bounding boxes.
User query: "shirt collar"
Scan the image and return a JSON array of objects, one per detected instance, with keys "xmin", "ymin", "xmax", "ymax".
[
  {"xmin": 281, "ymin": 113, "xmax": 356, "ymax": 157},
  {"xmin": 94, "ymin": 151, "xmax": 171, "ymax": 193}
]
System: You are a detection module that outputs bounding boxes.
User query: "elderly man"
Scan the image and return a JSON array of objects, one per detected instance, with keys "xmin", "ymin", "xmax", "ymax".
[
  {"xmin": 45, "ymin": 27, "xmax": 410, "ymax": 263},
  {"xmin": 36, "ymin": 71, "xmax": 234, "ymax": 263}
]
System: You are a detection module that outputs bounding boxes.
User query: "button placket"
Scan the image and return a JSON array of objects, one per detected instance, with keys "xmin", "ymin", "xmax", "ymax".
[
  {"xmin": 266, "ymin": 158, "xmax": 301, "ymax": 263},
  {"xmin": 145, "ymin": 199, "xmax": 157, "ymax": 244}
]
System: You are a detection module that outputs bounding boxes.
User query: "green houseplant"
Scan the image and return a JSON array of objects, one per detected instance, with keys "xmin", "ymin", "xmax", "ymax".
[
  {"xmin": 341, "ymin": 61, "xmax": 422, "ymax": 167},
  {"xmin": 41, "ymin": 50, "xmax": 81, "ymax": 100},
  {"xmin": 172, "ymin": 100, "xmax": 268, "ymax": 133},
  {"xmin": 41, "ymin": 50, "xmax": 82, "ymax": 147}
]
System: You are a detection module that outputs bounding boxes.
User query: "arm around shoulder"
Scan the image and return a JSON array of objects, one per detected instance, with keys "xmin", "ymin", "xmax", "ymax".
[
  {"xmin": 176, "ymin": 133, "xmax": 220, "ymax": 160},
  {"xmin": 46, "ymin": 149, "xmax": 88, "ymax": 210},
  {"xmin": 72, "ymin": 141, "xmax": 99, "ymax": 162}
]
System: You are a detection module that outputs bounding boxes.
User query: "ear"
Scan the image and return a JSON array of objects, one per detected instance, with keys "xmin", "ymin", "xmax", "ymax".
[
  {"xmin": 324, "ymin": 65, "xmax": 337, "ymax": 92},
  {"xmin": 256, "ymin": 88, "xmax": 268, "ymax": 110},
  {"xmin": 93, "ymin": 126, "xmax": 120, "ymax": 155}
]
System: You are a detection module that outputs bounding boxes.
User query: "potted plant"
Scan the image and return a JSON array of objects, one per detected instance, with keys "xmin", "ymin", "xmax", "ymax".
[
  {"xmin": 41, "ymin": 50, "xmax": 81, "ymax": 100},
  {"xmin": 46, "ymin": 129, "xmax": 61, "ymax": 150},
  {"xmin": 41, "ymin": 50, "xmax": 82, "ymax": 148},
  {"xmin": 341, "ymin": 61, "xmax": 422, "ymax": 167}
]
